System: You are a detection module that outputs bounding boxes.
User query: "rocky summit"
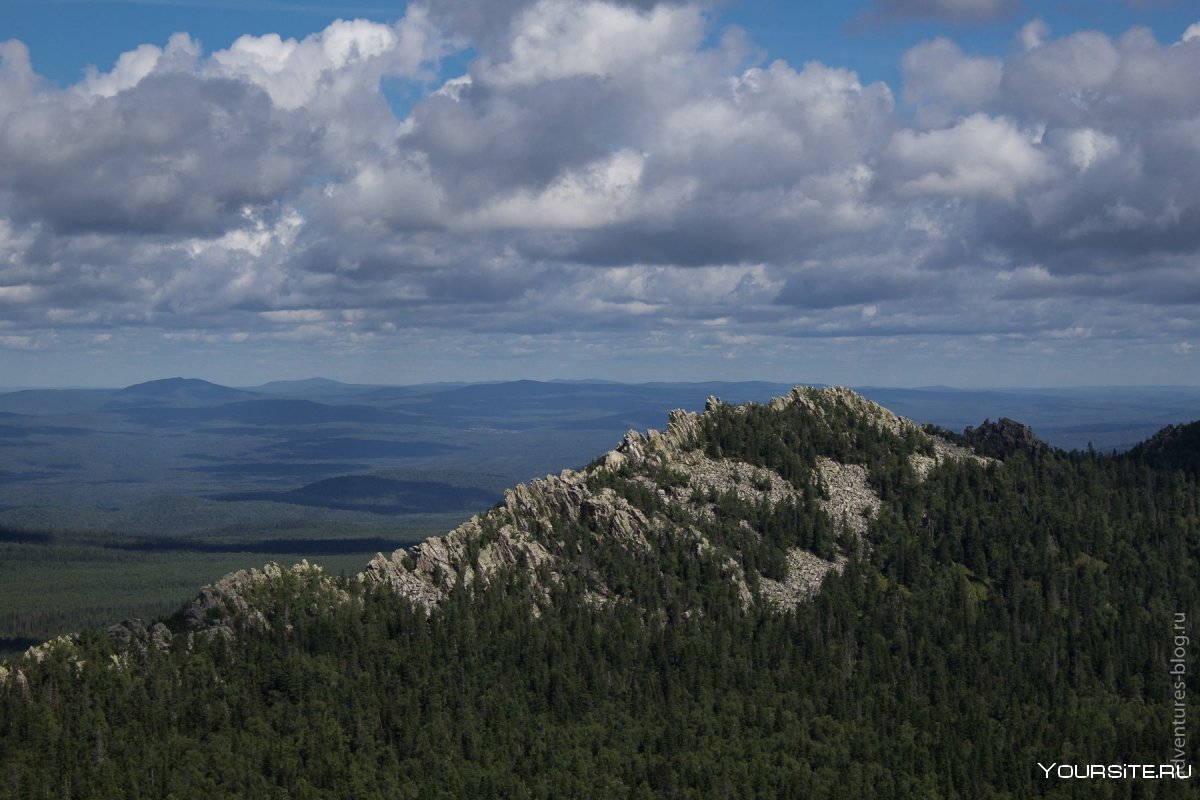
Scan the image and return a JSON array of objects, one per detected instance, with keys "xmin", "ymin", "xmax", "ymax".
[{"xmin": 238, "ymin": 386, "xmax": 982, "ymax": 623}]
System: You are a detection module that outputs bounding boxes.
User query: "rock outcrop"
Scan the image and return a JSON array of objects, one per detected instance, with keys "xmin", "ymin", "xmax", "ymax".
[
  {"xmin": 178, "ymin": 560, "xmax": 348, "ymax": 643},
  {"xmin": 962, "ymin": 417, "xmax": 1050, "ymax": 459}
]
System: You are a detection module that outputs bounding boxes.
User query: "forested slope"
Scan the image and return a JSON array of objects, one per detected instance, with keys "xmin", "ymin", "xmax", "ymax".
[{"xmin": 1, "ymin": 388, "xmax": 1197, "ymax": 798}]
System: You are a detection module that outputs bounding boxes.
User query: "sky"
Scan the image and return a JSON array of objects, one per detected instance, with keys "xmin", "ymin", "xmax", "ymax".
[{"xmin": 0, "ymin": 0, "xmax": 1198, "ymax": 388}]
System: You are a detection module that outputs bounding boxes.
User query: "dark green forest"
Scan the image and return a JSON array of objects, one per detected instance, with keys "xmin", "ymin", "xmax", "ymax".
[{"xmin": 1, "ymin": 405, "xmax": 1198, "ymax": 798}]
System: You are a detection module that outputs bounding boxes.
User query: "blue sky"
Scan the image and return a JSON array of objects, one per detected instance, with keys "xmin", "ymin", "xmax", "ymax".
[
  {"xmin": 0, "ymin": 0, "xmax": 1198, "ymax": 387},
  {"xmin": 9, "ymin": 2, "xmax": 1198, "ymax": 90},
  {"xmin": 9, "ymin": 2, "xmax": 1200, "ymax": 88}
]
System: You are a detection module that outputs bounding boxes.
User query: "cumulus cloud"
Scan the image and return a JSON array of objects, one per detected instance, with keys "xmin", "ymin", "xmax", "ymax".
[
  {"xmin": 1018, "ymin": 18, "xmax": 1049, "ymax": 51},
  {"xmin": 0, "ymin": 40, "xmax": 39, "ymax": 110},
  {"xmin": 902, "ymin": 38, "xmax": 1001, "ymax": 125},
  {"xmin": 0, "ymin": 1, "xmax": 1198, "ymax": 383},
  {"xmin": 459, "ymin": 149, "xmax": 646, "ymax": 230},
  {"xmin": 78, "ymin": 33, "xmax": 201, "ymax": 99},
  {"xmin": 0, "ymin": 74, "xmax": 314, "ymax": 236},
  {"xmin": 886, "ymin": 113, "xmax": 1050, "ymax": 201},
  {"xmin": 207, "ymin": 10, "xmax": 448, "ymax": 109},
  {"xmin": 479, "ymin": 0, "xmax": 706, "ymax": 88}
]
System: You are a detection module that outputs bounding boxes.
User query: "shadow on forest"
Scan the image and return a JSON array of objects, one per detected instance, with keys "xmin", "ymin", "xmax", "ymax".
[{"xmin": 0, "ymin": 524, "xmax": 412, "ymax": 556}]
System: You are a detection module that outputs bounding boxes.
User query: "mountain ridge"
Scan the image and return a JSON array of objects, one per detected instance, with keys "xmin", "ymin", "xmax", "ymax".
[
  {"xmin": 355, "ymin": 386, "xmax": 986, "ymax": 618},
  {"xmin": 2, "ymin": 385, "xmax": 979, "ymax": 656},
  {"xmin": 157, "ymin": 386, "xmax": 984, "ymax": 644}
]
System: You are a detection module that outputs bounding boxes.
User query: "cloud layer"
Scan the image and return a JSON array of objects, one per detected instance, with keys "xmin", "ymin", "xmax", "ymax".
[{"xmin": 0, "ymin": 2, "xmax": 1198, "ymax": 384}]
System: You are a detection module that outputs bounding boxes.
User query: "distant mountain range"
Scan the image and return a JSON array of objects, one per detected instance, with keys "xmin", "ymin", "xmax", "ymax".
[{"xmin": 0, "ymin": 376, "xmax": 1195, "ymax": 524}]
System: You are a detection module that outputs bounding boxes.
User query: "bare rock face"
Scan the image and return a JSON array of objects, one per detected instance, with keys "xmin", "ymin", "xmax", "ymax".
[
  {"xmin": 24, "ymin": 634, "xmax": 81, "ymax": 665},
  {"xmin": 151, "ymin": 622, "xmax": 173, "ymax": 652},
  {"xmin": 815, "ymin": 457, "xmax": 878, "ymax": 539},
  {"xmin": 0, "ymin": 665, "xmax": 30, "ymax": 700},
  {"xmin": 772, "ymin": 385, "xmax": 910, "ymax": 435},
  {"xmin": 759, "ymin": 549, "xmax": 844, "ymax": 610},
  {"xmin": 182, "ymin": 567, "xmax": 274, "ymax": 636},
  {"xmin": 603, "ymin": 407, "xmax": 704, "ymax": 473},
  {"xmin": 911, "ymin": 436, "xmax": 989, "ymax": 480},
  {"xmin": 361, "ymin": 469, "xmax": 640, "ymax": 611}
]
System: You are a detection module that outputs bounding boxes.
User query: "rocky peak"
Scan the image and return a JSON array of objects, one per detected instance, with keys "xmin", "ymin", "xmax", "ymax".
[
  {"xmin": 962, "ymin": 417, "xmax": 1049, "ymax": 459},
  {"xmin": 359, "ymin": 385, "xmax": 983, "ymax": 615},
  {"xmin": 177, "ymin": 560, "xmax": 347, "ymax": 642}
]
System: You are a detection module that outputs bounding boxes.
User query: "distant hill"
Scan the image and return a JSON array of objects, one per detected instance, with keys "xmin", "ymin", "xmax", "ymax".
[
  {"xmin": 214, "ymin": 474, "xmax": 500, "ymax": 515},
  {"xmin": 114, "ymin": 377, "xmax": 257, "ymax": 404}
]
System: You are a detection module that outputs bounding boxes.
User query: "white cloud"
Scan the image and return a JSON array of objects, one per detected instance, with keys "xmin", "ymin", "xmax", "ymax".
[
  {"xmin": 1056, "ymin": 128, "xmax": 1119, "ymax": 171},
  {"xmin": 0, "ymin": 1, "xmax": 1199, "ymax": 380},
  {"xmin": 0, "ymin": 40, "xmax": 38, "ymax": 112},
  {"xmin": 208, "ymin": 13, "xmax": 445, "ymax": 110},
  {"xmin": 886, "ymin": 114, "xmax": 1050, "ymax": 201},
  {"xmin": 481, "ymin": 0, "xmax": 705, "ymax": 88},
  {"xmin": 461, "ymin": 149, "xmax": 645, "ymax": 229},
  {"xmin": 902, "ymin": 38, "xmax": 1002, "ymax": 125},
  {"xmin": 79, "ymin": 34, "xmax": 200, "ymax": 99},
  {"xmin": 1019, "ymin": 19, "xmax": 1050, "ymax": 51}
]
